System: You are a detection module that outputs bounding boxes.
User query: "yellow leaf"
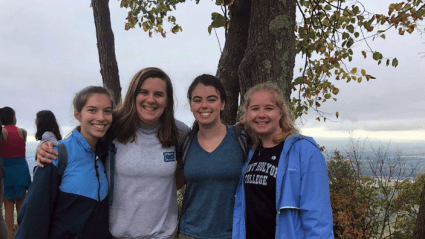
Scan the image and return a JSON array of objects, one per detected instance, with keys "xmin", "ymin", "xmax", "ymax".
[
  {"xmin": 328, "ymin": 43, "xmax": 334, "ymax": 50},
  {"xmin": 361, "ymin": 51, "xmax": 367, "ymax": 58},
  {"xmin": 358, "ymin": 77, "xmax": 362, "ymax": 83},
  {"xmin": 350, "ymin": 67, "xmax": 357, "ymax": 74},
  {"xmin": 336, "ymin": 112, "xmax": 339, "ymax": 118},
  {"xmin": 361, "ymin": 69, "xmax": 366, "ymax": 76}
]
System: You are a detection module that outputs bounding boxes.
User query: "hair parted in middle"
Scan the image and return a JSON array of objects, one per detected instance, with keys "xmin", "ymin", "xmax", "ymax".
[
  {"xmin": 187, "ymin": 74, "xmax": 227, "ymax": 131},
  {"xmin": 113, "ymin": 67, "xmax": 179, "ymax": 147},
  {"xmin": 35, "ymin": 110, "xmax": 62, "ymax": 141},
  {"xmin": 240, "ymin": 82, "xmax": 299, "ymax": 149}
]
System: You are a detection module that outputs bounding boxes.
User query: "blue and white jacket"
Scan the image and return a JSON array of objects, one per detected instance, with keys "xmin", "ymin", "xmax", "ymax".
[
  {"xmin": 232, "ymin": 135, "xmax": 334, "ymax": 239},
  {"xmin": 15, "ymin": 129, "xmax": 110, "ymax": 239}
]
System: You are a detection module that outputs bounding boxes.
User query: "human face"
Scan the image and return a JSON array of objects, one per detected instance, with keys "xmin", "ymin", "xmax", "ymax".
[
  {"xmin": 190, "ymin": 84, "xmax": 225, "ymax": 127},
  {"xmin": 75, "ymin": 93, "xmax": 113, "ymax": 149},
  {"xmin": 136, "ymin": 77, "xmax": 168, "ymax": 127},
  {"xmin": 246, "ymin": 91, "xmax": 283, "ymax": 141}
]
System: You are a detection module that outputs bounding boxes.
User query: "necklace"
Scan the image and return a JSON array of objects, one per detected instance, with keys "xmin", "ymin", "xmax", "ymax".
[{"xmin": 258, "ymin": 144, "xmax": 266, "ymax": 156}]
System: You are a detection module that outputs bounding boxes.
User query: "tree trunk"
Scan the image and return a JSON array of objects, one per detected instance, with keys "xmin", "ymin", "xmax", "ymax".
[
  {"xmin": 238, "ymin": 0, "xmax": 296, "ymax": 106},
  {"xmin": 216, "ymin": 0, "xmax": 252, "ymax": 125},
  {"xmin": 414, "ymin": 182, "xmax": 425, "ymax": 238},
  {"xmin": 91, "ymin": 0, "xmax": 122, "ymax": 105}
]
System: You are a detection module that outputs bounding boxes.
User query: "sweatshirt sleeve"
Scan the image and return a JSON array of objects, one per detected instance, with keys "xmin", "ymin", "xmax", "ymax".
[
  {"xmin": 299, "ymin": 142, "xmax": 334, "ymax": 238},
  {"xmin": 41, "ymin": 132, "xmax": 58, "ymax": 143},
  {"xmin": 15, "ymin": 163, "xmax": 59, "ymax": 239}
]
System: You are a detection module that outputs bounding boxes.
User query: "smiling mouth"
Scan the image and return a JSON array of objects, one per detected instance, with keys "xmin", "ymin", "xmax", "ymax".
[
  {"xmin": 200, "ymin": 113, "xmax": 211, "ymax": 116},
  {"xmin": 93, "ymin": 124, "xmax": 107, "ymax": 130},
  {"xmin": 143, "ymin": 105, "xmax": 157, "ymax": 111}
]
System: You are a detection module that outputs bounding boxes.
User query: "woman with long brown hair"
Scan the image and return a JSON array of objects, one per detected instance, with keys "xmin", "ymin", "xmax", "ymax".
[{"xmin": 36, "ymin": 67, "xmax": 190, "ymax": 238}]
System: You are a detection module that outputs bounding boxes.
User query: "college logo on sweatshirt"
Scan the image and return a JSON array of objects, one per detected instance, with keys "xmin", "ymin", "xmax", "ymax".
[{"xmin": 163, "ymin": 152, "xmax": 176, "ymax": 162}]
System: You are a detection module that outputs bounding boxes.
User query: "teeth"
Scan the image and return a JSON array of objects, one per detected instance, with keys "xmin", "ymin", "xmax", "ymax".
[
  {"xmin": 200, "ymin": 113, "xmax": 211, "ymax": 116},
  {"xmin": 143, "ymin": 106, "xmax": 156, "ymax": 111},
  {"xmin": 93, "ymin": 124, "xmax": 105, "ymax": 129}
]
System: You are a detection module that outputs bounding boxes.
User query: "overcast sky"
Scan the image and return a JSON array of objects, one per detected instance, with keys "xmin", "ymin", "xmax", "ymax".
[{"xmin": 1, "ymin": 0, "xmax": 424, "ymax": 145}]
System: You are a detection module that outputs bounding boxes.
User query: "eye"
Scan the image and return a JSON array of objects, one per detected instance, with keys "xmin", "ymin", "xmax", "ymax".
[
  {"xmin": 105, "ymin": 109, "xmax": 112, "ymax": 114},
  {"xmin": 139, "ymin": 90, "xmax": 148, "ymax": 95},
  {"xmin": 192, "ymin": 98, "xmax": 202, "ymax": 103},
  {"xmin": 155, "ymin": 92, "xmax": 164, "ymax": 97},
  {"xmin": 208, "ymin": 98, "xmax": 217, "ymax": 103},
  {"xmin": 88, "ymin": 108, "xmax": 96, "ymax": 113}
]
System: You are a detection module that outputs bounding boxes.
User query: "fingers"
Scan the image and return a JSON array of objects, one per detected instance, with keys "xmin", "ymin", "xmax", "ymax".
[{"xmin": 35, "ymin": 141, "xmax": 58, "ymax": 168}]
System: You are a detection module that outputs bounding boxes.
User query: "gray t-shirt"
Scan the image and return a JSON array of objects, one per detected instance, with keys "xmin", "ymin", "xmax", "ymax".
[{"xmin": 108, "ymin": 120, "xmax": 189, "ymax": 239}]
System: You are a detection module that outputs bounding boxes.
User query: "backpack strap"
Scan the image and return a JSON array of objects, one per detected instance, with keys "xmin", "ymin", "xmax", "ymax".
[
  {"xmin": 108, "ymin": 142, "xmax": 117, "ymax": 206},
  {"xmin": 232, "ymin": 125, "xmax": 251, "ymax": 161},
  {"xmin": 53, "ymin": 142, "xmax": 68, "ymax": 185}
]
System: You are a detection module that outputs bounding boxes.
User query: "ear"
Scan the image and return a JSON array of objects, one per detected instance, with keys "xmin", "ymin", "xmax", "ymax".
[
  {"xmin": 74, "ymin": 110, "xmax": 81, "ymax": 122},
  {"xmin": 220, "ymin": 100, "xmax": 225, "ymax": 111}
]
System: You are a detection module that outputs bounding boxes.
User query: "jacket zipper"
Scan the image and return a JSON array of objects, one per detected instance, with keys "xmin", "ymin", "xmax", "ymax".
[{"xmin": 94, "ymin": 154, "xmax": 101, "ymax": 202}]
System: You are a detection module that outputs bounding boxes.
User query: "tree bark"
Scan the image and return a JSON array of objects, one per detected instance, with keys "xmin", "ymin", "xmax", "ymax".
[
  {"xmin": 414, "ymin": 182, "xmax": 425, "ymax": 238},
  {"xmin": 91, "ymin": 0, "xmax": 122, "ymax": 105},
  {"xmin": 238, "ymin": 0, "xmax": 296, "ymax": 106},
  {"xmin": 216, "ymin": 0, "xmax": 252, "ymax": 125}
]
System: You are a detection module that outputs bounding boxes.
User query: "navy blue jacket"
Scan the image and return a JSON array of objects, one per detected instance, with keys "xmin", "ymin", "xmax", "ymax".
[{"xmin": 15, "ymin": 130, "xmax": 110, "ymax": 239}]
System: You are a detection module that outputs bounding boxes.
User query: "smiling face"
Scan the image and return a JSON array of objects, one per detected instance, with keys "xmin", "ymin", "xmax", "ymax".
[
  {"xmin": 75, "ymin": 93, "xmax": 113, "ymax": 148},
  {"xmin": 190, "ymin": 84, "xmax": 225, "ymax": 127},
  {"xmin": 136, "ymin": 77, "xmax": 168, "ymax": 127},
  {"xmin": 246, "ymin": 90, "xmax": 283, "ymax": 141}
]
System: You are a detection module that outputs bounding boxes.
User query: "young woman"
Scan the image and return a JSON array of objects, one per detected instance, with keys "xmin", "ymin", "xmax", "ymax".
[
  {"xmin": 177, "ymin": 74, "xmax": 250, "ymax": 239},
  {"xmin": 107, "ymin": 67, "xmax": 189, "ymax": 238},
  {"xmin": 232, "ymin": 83, "xmax": 334, "ymax": 239},
  {"xmin": 0, "ymin": 107, "xmax": 31, "ymax": 239},
  {"xmin": 36, "ymin": 68, "xmax": 190, "ymax": 238},
  {"xmin": 35, "ymin": 110, "xmax": 62, "ymax": 143},
  {"xmin": 15, "ymin": 86, "xmax": 114, "ymax": 238}
]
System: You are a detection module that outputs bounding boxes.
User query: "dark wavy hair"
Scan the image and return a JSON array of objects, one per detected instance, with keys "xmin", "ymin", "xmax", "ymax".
[
  {"xmin": 113, "ymin": 67, "xmax": 179, "ymax": 147},
  {"xmin": 0, "ymin": 107, "xmax": 15, "ymax": 125},
  {"xmin": 35, "ymin": 110, "xmax": 62, "ymax": 141},
  {"xmin": 187, "ymin": 74, "xmax": 227, "ymax": 131}
]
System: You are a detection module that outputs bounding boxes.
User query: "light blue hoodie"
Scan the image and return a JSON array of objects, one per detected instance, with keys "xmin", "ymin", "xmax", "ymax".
[{"xmin": 232, "ymin": 135, "xmax": 334, "ymax": 239}]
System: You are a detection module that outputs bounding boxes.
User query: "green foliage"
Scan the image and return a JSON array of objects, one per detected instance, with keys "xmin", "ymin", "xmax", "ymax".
[
  {"xmin": 291, "ymin": 0, "xmax": 425, "ymax": 120},
  {"xmin": 118, "ymin": 0, "xmax": 425, "ymax": 120},
  {"xmin": 328, "ymin": 145, "xmax": 424, "ymax": 239}
]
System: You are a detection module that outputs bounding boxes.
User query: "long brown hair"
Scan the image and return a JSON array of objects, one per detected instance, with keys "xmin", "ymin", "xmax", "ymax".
[
  {"xmin": 113, "ymin": 67, "xmax": 179, "ymax": 147},
  {"xmin": 35, "ymin": 110, "xmax": 62, "ymax": 141},
  {"xmin": 240, "ymin": 82, "xmax": 299, "ymax": 149}
]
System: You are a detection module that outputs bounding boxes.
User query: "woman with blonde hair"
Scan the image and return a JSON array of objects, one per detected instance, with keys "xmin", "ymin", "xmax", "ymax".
[{"xmin": 232, "ymin": 83, "xmax": 334, "ymax": 238}]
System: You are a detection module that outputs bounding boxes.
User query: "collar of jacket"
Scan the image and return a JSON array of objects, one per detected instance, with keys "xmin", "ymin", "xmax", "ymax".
[{"xmin": 71, "ymin": 129, "xmax": 95, "ymax": 155}]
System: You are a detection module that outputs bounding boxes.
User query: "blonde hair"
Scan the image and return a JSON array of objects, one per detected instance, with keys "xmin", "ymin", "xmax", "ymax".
[{"xmin": 240, "ymin": 82, "xmax": 299, "ymax": 149}]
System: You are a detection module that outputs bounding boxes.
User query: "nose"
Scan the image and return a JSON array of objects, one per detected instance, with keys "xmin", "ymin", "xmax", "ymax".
[
  {"xmin": 97, "ymin": 111, "xmax": 106, "ymax": 121},
  {"xmin": 258, "ymin": 109, "xmax": 266, "ymax": 118},
  {"xmin": 201, "ymin": 100, "xmax": 207, "ymax": 108},
  {"xmin": 146, "ymin": 93, "xmax": 155, "ymax": 103}
]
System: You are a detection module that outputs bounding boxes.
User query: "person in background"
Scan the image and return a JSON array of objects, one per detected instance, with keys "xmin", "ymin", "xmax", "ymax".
[
  {"xmin": 0, "ymin": 117, "xmax": 8, "ymax": 239},
  {"xmin": 36, "ymin": 67, "xmax": 190, "ymax": 238},
  {"xmin": 176, "ymin": 74, "xmax": 249, "ymax": 239},
  {"xmin": 35, "ymin": 110, "xmax": 62, "ymax": 144},
  {"xmin": 15, "ymin": 86, "xmax": 114, "ymax": 238},
  {"xmin": 0, "ymin": 107, "xmax": 31, "ymax": 239},
  {"xmin": 232, "ymin": 83, "xmax": 334, "ymax": 239}
]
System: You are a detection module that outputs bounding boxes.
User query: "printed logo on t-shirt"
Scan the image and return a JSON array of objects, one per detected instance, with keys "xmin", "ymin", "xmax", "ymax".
[{"xmin": 163, "ymin": 152, "xmax": 176, "ymax": 162}]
